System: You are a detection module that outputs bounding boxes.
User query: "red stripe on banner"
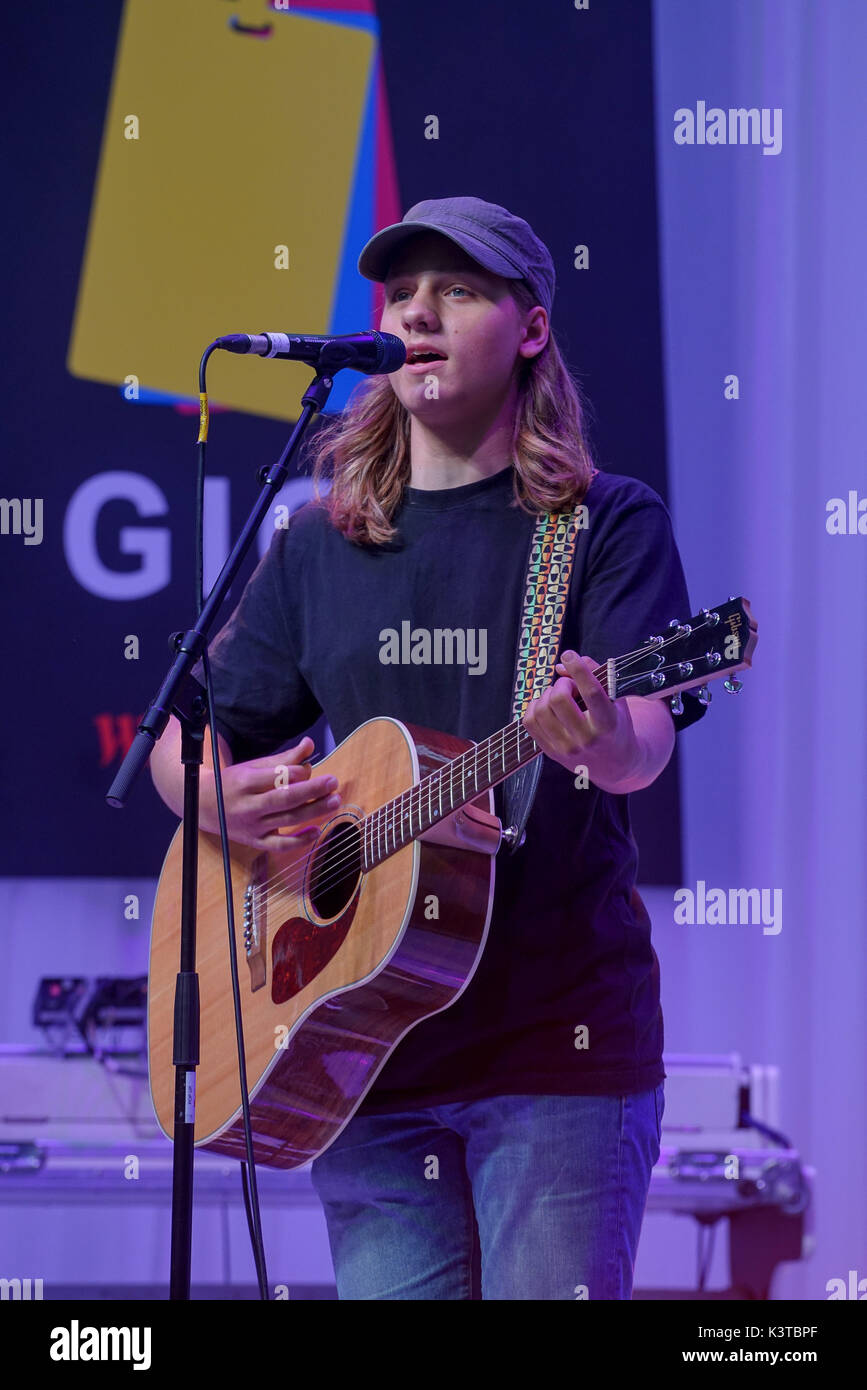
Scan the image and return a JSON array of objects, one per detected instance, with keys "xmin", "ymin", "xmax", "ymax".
[
  {"xmin": 375, "ymin": 58, "xmax": 401, "ymax": 246},
  {"xmin": 275, "ymin": 1, "xmax": 378, "ymax": 15}
]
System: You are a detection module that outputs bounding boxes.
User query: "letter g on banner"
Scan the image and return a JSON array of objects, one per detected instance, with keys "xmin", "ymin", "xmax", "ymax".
[{"xmin": 64, "ymin": 470, "xmax": 170, "ymax": 599}]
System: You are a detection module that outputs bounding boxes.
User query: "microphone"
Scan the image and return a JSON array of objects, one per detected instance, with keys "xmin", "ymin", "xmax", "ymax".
[{"xmin": 214, "ymin": 330, "xmax": 406, "ymax": 376}]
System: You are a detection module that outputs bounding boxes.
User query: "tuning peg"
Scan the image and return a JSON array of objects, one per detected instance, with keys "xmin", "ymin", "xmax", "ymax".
[
  {"xmin": 669, "ymin": 693, "xmax": 684, "ymax": 716},
  {"xmin": 724, "ymin": 677, "xmax": 743, "ymax": 694},
  {"xmin": 697, "ymin": 685, "xmax": 712, "ymax": 706}
]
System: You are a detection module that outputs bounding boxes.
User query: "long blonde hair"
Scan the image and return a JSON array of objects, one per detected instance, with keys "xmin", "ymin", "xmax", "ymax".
[{"xmin": 309, "ymin": 279, "xmax": 598, "ymax": 546}]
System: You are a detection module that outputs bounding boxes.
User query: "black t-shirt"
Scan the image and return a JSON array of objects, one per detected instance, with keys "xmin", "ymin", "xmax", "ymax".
[{"xmin": 200, "ymin": 464, "xmax": 706, "ymax": 1110}]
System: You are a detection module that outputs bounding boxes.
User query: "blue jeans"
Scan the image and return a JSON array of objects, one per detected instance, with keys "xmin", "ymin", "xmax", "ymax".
[{"xmin": 309, "ymin": 1085, "xmax": 664, "ymax": 1300}]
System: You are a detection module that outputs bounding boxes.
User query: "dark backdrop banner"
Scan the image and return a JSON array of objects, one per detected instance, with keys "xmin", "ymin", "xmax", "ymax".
[{"xmin": 0, "ymin": 0, "xmax": 684, "ymax": 879}]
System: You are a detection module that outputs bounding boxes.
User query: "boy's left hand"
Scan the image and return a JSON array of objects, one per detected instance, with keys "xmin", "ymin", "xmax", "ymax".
[{"xmin": 521, "ymin": 650, "xmax": 643, "ymax": 790}]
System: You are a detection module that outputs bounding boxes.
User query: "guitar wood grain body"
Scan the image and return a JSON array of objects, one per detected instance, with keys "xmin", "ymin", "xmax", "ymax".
[{"xmin": 148, "ymin": 717, "xmax": 496, "ymax": 1169}]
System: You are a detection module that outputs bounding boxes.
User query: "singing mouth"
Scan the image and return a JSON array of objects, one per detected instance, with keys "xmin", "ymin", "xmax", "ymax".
[{"xmin": 405, "ymin": 348, "xmax": 448, "ymax": 365}]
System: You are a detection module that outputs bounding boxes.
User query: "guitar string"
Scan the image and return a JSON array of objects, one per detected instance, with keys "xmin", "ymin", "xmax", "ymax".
[
  {"xmin": 250, "ymin": 626, "xmax": 723, "ymax": 909},
  {"xmin": 251, "ymin": 633, "xmax": 723, "ymax": 913},
  {"xmin": 247, "ymin": 619, "xmax": 725, "ymax": 911}
]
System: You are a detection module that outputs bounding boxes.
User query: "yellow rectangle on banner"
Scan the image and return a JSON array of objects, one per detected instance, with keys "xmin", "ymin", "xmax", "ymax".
[{"xmin": 68, "ymin": 0, "xmax": 374, "ymax": 421}]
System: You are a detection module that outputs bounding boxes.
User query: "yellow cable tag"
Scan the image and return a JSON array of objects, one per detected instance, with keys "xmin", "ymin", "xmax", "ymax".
[{"xmin": 198, "ymin": 392, "xmax": 209, "ymax": 443}]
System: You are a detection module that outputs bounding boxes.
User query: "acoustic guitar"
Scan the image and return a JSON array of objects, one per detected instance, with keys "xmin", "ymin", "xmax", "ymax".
[{"xmin": 148, "ymin": 598, "xmax": 757, "ymax": 1168}]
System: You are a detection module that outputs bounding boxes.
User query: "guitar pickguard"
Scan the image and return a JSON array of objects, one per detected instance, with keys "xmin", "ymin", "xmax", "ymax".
[{"xmin": 270, "ymin": 893, "xmax": 359, "ymax": 1005}]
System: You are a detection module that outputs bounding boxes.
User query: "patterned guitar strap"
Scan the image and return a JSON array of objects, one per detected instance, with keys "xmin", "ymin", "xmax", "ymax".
[{"xmin": 502, "ymin": 507, "xmax": 586, "ymax": 852}]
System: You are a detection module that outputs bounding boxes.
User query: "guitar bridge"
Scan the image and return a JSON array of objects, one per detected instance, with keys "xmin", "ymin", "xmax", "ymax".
[{"xmin": 243, "ymin": 855, "xmax": 267, "ymax": 992}]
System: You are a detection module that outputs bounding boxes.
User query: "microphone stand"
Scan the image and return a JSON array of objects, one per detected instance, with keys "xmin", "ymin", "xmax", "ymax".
[{"xmin": 107, "ymin": 369, "xmax": 335, "ymax": 1299}]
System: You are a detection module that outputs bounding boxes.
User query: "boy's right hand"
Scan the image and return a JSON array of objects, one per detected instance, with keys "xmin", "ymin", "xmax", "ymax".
[{"xmin": 199, "ymin": 736, "xmax": 340, "ymax": 851}]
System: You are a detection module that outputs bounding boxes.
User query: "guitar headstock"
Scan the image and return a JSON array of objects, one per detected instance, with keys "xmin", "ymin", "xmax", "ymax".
[{"xmin": 608, "ymin": 598, "xmax": 757, "ymax": 706}]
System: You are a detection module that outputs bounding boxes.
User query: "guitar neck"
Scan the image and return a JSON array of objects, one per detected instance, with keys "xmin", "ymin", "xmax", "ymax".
[
  {"xmin": 359, "ymin": 596, "xmax": 757, "ymax": 871},
  {"xmin": 361, "ymin": 714, "xmax": 541, "ymax": 870},
  {"xmin": 361, "ymin": 657, "xmax": 622, "ymax": 869}
]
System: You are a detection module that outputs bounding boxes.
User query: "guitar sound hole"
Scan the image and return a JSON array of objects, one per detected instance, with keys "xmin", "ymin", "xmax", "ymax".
[{"xmin": 308, "ymin": 820, "xmax": 362, "ymax": 920}]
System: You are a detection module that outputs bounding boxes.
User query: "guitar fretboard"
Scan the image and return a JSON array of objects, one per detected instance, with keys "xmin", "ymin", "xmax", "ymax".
[
  {"xmin": 355, "ymin": 598, "xmax": 752, "ymax": 872},
  {"xmin": 361, "ymin": 718, "xmax": 541, "ymax": 871}
]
